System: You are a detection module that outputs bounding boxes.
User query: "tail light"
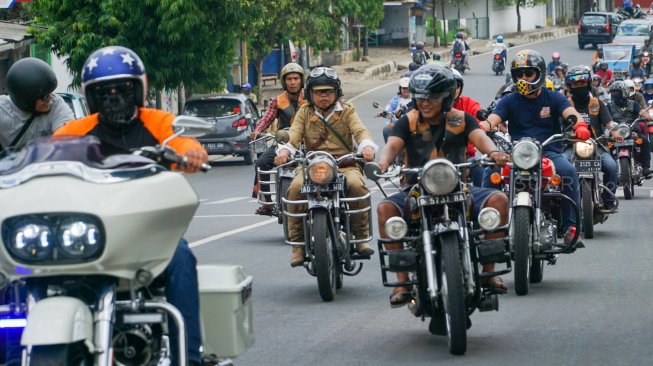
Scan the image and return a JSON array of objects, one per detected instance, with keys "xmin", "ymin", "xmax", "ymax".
[
  {"xmin": 232, "ymin": 117, "xmax": 248, "ymax": 132},
  {"xmin": 647, "ymin": 122, "xmax": 653, "ymax": 134},
  {"xmin": 494, "ymin": 54, "xmax": 501, "ymax": 60},
  {"xmin": 455, "ymin": 53, "xmax": 462, "ymax": 58},
  {"xmin": 605, "ymin": 21, "xmax": 610, "ymax": 33},
  {"xmin": 578, "ymin": 21, "xmax": 581, "ymax": 33}
]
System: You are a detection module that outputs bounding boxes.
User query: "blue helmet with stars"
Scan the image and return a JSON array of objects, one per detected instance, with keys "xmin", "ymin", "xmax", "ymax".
[{"xmin": 82, "ymin": 46, "xmax": 147, "ymax": 113}]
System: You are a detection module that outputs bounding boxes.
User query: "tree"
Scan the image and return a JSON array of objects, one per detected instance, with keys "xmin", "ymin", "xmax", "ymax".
[
  {"xmin": 27, "ymin": 0, "xmax": 254, "ymax": 95},
  {"xmin": 494, "ymin": 0, "xmax": 548, "ymax": 32}
]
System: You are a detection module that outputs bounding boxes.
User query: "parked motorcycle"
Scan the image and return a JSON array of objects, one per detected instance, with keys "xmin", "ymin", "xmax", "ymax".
[
  {"xmin": 364, "ymin": 158, "xmax": 511, "ymax": 355},
  {"xmin": 610, "ymin": 120, "xmax": 646, "ymax": 200},
  {"xmin": 281, "ymin": 151, "xmax": 372, "ymax": 302},
  {"xmin": 451, "ymin": 53, "xmax": 466, "ymax": 74},
  {"xmin": 491, "ymin": 53, "xmax": 505, "ymax": 75},
  {"xmin": 567, "ymin": 138, "xmax": 618, "ymax": 239},
  {"xmin": 0, "ymin": 116, "xmax": 254, "ymax": 365},
  {"xmin": 495, "ymin": 131, "xmax": 581, "ymax": 296}
]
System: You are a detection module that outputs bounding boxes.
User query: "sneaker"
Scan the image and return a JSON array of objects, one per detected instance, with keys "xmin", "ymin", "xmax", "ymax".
[
  {"xmin": 564, "ymin": 226, "xmax": 585, "ymax": 249},
  {"xmin": 355, "ymin": 243, "xmax": 375, "ymax": 256}
]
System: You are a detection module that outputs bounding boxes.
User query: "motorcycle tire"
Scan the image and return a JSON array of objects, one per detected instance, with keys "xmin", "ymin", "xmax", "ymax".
[
  {"xmin": 243, "ymin": 148, "xmax": 256, "ymax": 166},
  {"xmin": 620, "ymin": 158, "xmax": 633, "ymax": 200},
  {"xmin": 29, "ymin": 341, "xmax": 92, "ymax": 366},
  {"xmin": 439, "ymin": 232, "xmax": 467, "ymax": 355},
  {"xmin": 513, "ymin": 206, "xmax": 531, "ymax": 296},
  {"xmin": 312, "ymin": 210, "xmax": 337, "ymax": 302},
  {"xmin": 581, "ymin": 179, "xmax": 594, "ymax": 239},
  {"xmin": 529, "ymin": 257, "xmax": 544, "ymax": 284}
]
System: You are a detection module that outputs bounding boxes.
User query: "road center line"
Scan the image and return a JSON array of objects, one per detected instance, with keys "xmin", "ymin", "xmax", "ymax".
[
  {"xmin": 202, "ymin": 197, "xmax": 248, "ymax": 205},
  {"xmin": 189, "ymin": 218, "xmax": 277, "ymax": 248}
]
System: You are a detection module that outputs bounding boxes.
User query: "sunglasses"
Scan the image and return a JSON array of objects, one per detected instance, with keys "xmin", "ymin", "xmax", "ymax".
[
  {"xmin": 312, "ymin": 89, "xmax": 336, "ymax": 97},
  {"xmin": 309, "ymin": 67, "xmax": 338, "ymax": 79},
  {"xmin": 37, "ymin": 93, "xmax": 53, "ymax": 103},
  {"xmin": 94, "ymin": 81, "xmax": 134, "ymax": 98},
  {"xmin": 513, "ymin": 69, "xmax": 537, "ymax": 78},
  {"xmin": 411, "ymin": 92, "xmax": 447, "ymax": 101}
]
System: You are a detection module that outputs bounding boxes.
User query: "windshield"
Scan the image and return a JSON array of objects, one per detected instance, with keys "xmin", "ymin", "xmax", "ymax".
[
  {"xmin": 183, "ymin": 99, "xmax": 242, "ymax": 118},
  {"xmin": 582, "ymin": 15, "xmax": 607, "ymax": 25},
  {"xmin": 603, "ymin": 48, "xmax": 632, "ymax": 61},
  {"xmin": 617, "ymin": 23, "xmax": 650, "ymax": 36}
]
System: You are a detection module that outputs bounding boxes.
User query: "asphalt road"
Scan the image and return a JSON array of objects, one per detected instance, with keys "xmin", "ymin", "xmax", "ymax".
[{"xmin": 186, "ymin": 35, "xmax": 653, "ymax": 365}]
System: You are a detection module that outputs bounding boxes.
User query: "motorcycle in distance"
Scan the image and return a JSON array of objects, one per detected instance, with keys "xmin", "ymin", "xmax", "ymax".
[
  {"xmin": 491, "ymin": 52, "xmax": 505, "ymax": 76},
  {"xmin": 373, "ymin": 101, "xmax": 406, "ymax": 166},
  {"xmin": 451, "ymin": 53, "xmax": 466, "ymax": 74},
  {"xmin": 567, "ymin": 136, "xmax": 618, "ymax": 239},
  {"xmin": 0, "ymin": 116, "xmax": 254, "ymax": 366},
  {"xmin": 364, "ymin": 158, "xmax": 512, "ymax": 356},
  {"xmin": 491, "ymin": 118, "xmax": 581, "ymax": 296},
  {"xmin": 280, "ymin": 148, "xmax": 373, "ymax": 302},
  {"xmin": 609, "ymin": 119, "xmax": 647, "ymax": 200},
  {"xmin": 252, "ymin": 130, "xmax": 296, "ymax": 224}
]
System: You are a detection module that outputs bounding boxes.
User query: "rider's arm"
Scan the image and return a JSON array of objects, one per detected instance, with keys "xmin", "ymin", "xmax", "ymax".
[
  {"xmin": 253, "ymin": 98, "xmax": 279, "ymax": 134},
  {"xmin": 276, "ymin": 105, "xmax": 307, "ymax": 157},
  {"xmin": 561, "ymin": 106, "xmax": 586, "ymax": 129},
  {"xmin": 48, "ymin": 94, "xmax": 76, "ymax": 131}
]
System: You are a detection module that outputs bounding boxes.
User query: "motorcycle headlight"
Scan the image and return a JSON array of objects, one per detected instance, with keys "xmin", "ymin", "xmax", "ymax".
[
  {"xmin": 478, "ymin": 208, "xmax": 501, "ymax": 231},
  {"xmin": 2, "ymin": 214, "xmax": 105, "ymax": 264},
  {"xmin": 308, "ymin": 158, "xmax": 336, "ymax": 184},
  {"xmin": 512, "ymin": 140, "xmax": 540, "ymax": 170},
  {"xmin": 574, "ymin": 141, "xmax": 595, "ymax": 159},
  {"xmin": 616, "ymin": 124, "xmax": 630, "ymax": 139},
  {"xmin": 385, "ymin": 217, "xmax": 408, "ymax": 240},
  {"xmin": 421, "ymin": 159, "xmax": 458, "ymax": 195}
]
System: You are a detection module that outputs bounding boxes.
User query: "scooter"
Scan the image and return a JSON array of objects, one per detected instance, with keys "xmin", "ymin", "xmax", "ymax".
[{"xmin": 492, "ymin": 53, "xmax": 505, "ymax": 75}]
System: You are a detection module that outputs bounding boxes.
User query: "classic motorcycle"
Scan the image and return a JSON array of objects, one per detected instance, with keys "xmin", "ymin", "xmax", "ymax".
[
  {"xmin": 491, "ymin": 53, "xmax": 505, "ymax": 75},
  {"xmin": 610, "ymin": 119, "xmax": 646, "ymax": 200},
  {"xmin": 365, "ymin": 158, "xmax": 511, "ymax": 355},
  {"xmin": 281, "ymin": 151, "xmax": 372, "ymax": 302},
  {"xmin": 0, "ymin": 117, "xmax": 253, "ymax": 365},
  {"xmin": 567, "ymin": 138, "xmax": 618, "ymax": 239},
  {"xmin": 497, "ymin": 132, "xmax": 581, "ymax": 296}
]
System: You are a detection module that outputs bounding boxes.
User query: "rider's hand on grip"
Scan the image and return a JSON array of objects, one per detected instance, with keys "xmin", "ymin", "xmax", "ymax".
[
  {"xmin": 250, "ymin": 131, "xmax": 260, "ymax": 140},
  {"xmin": 180, "ymin": 149, "xmax": 209, "ymax": 173},
  {"xmin": 274, "ymin": 153, "xmax": 290, "ymax": 166},
  {"xmin": 361, "ymin": 146, "xmax": 375, "ymax": 162},
  {"xmin": 476, "ymin": 109, "xmax": 490, "ymax": 121},
  {"xmin": 574, "ymin": 121, "xmax": 591, "ymax": 141}
]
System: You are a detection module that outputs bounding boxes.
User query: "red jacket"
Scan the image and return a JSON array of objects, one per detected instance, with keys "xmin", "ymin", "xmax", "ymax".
[{"xmin": 454, "ymin": 96, "xmax": 481, "ymax": 158}]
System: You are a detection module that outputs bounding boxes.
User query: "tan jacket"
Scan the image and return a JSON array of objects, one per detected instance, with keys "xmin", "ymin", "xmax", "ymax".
[{"xmin": 285, "ymin": 102, "xmax": 374, "ymax": 156}]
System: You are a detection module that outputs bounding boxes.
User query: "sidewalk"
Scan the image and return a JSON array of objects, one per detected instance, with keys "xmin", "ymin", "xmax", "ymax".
[{"xmin": 260, "ymin": 26, "xmax": 576, "ymax": 103}]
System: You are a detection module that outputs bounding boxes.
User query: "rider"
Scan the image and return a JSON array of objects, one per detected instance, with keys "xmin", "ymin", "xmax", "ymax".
[
  {"xmin": 628, "ymin": 58, "xmax": 646, "ymax": 79},
  {"xmin": 250, "ymin": 63, "xmax": 306, "ymax": 215},
  {"xmin": 53, "ymin": 46, "xmax": 208, "ymax": 366},
  {"xmin": 492, "ymin": 35, "xmax": 509, "ymax": 66},
  {"xmin": 595, "ymin": 61, "xmax": 614, "ymax": 86},
  {"xmin": 562, "ymin": 66, "xmax": 620, "ymax": 210},
  {"xmin": 403, "ymin": 61, "xmax": 420, "ymax": 78},
  {"xmin": 377, "ymin": 64, "xmax": 511, "ymax": 306},
  {"xmin": 606, "ymin": 81, "xmax": 653, "ymax": 179},
  {"xmin": 380, "ymin": 77, "xmax": 413, "ymax": 142},
  {"xmin": 451, "ymin": 32, "xmax": 470, "ymax": 70},
  {"xmin": 451, "ymin": 68, "xmax": 484, "ymax": 185},
  {"xmin": 643, "ymin": 78, "xmax": 653, "ymax": 103},
  {"xmin": 481, "ymin": 50, "xmax": 588, "ymax": 248},
  {"xmin": 625, "ymin": 78, "xmax": 648, "ymax": 111},
  {"xmin": 412, "ymin": 41, "xmax": 431, "ymax": 67},
  {"xmin": 547, "ymin": 52, "xmax": 562, "ymax": 74},
  {"xmin": 241, "ymin": 82, "xmax": 257, "ymax": 104},
  {"xmin": 0, "ymin": 57, "xmax": 74, "ymax": 151},
  {"xmin": 273, "ymin": 67, "xmax": 377, "ymax": 267}
]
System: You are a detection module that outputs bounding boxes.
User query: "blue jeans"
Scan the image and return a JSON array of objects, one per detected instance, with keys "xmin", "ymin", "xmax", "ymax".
[
  {"xmin": 563, "ymin": 147, "xmax": 618, "ymax": 206},
  {"xmin": 4, "ymin": 239, "xmax": 202, "ymax": 366}
]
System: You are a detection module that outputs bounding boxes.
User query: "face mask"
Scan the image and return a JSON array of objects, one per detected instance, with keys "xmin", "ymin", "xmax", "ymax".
[
  {"xmin": 611, "ymin": 92, "xmax": 627, "ymax": 106},
  {"xmin": 95, "ymin": 82, "xmax": 137, "ymax": 125},
  {"xmin": 570, "ymin": 86, "xmax": 589, "ymax": 104}
]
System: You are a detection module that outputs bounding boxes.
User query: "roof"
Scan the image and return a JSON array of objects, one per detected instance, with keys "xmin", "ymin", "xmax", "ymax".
[{"xmin": 0, "ymin": 22, "xmax": 31, "ymax": 42}]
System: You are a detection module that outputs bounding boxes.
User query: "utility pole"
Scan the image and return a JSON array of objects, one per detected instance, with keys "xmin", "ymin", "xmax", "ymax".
[{"xmin": 433, "ymin": 0, "xmax": 439, "ymax": 47}]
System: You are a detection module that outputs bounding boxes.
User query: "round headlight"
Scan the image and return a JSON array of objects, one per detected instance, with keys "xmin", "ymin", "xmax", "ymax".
[
  {"xmin": 574, "ymin": 141, "xmax": 595, "ymax": 159},
  {"xmin": 385, "ymin": 217, "xmax": 408, "ymax": 240},
  {"xmin": 59, "ymin": 220, "xmax": 102, "ymax": 257},
  {"xmin": 308, "ymin": 159, "xmax": 336, "ymax": 184},
  {"xmin": 478, "ymin": 207, "xmax": 501, "ymax": 231},
  {"xmin": 421, "ymin": 159, "xmax": 458, "ymax": 195},
  {"xmin": 10, "ymin": 223, "xmax": 53, "ymax": 261},
  {"xmin": 512, "ymin": 140, "xmax": 540, "ymax": 170},
  {"xmin": 616, "ymin": 124, "xmax": 630, "ymax": 139}
]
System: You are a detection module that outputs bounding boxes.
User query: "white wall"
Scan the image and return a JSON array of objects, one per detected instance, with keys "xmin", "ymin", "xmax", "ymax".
[
  {"xmin": 380, "ymin": 5, "xmax": 410, "ymax": 40},
  {"xmin": 51, "ymin": 53, "xmax": 78, "ymax": 93},
  {"xmin": 489, "ymin": 4, "xmax": 547, "ymax": 36}
]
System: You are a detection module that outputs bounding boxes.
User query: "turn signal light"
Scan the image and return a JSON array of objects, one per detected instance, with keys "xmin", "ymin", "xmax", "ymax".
[
  {"xmin": 608, "ymin": 142, "xmax": 614, "ymax": 149},
  {"xmin": 636, "ymin": 138, "xmax": 643, "ymax": 145},
  {"xmin": 550, "ymin": 174, "xmax": 562, "ymax": 186},
  {"xmin": 490, "ymin": 172, "xmax": 502, "ymax": 185}
]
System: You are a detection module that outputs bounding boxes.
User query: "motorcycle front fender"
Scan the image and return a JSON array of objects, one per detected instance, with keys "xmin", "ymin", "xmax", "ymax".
[
  {"xmin": 513, "ymin": 191, "xmax": 532, "ymax": 207},
  {"xmin": 618, "ymin": 148, "xmax": 631, "ymax": 158},
  {"xmin": 21, "ymin": 296, "xmax": 95, "ymax": 350}
]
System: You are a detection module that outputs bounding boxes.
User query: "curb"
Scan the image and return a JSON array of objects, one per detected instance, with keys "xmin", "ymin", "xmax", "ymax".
[{"xmin": 363, "ymin": 60, "xmax": 397, "ymax": 79}]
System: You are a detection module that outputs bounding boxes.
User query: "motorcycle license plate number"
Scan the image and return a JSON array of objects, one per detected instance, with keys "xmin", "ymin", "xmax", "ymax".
[
  {"xmin": 575, "ymin": 160, "xmax": 601, "ymax": 172},
  {"xmin": 301, "ymin": 182, "xmax": 343, "ymax": 194},
  {"xmin": 203, "ymin": 143, "xmax": 224, "ymax": 150},
  {"xmin": 614, "ymin": 141, "xmax": 633, "ymax": 147},
  {"xmin": 418, "ymin": 192, "xmax": 466, "ymax": 206}
]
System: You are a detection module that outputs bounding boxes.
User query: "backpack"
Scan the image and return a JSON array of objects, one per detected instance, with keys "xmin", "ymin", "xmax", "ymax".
[
  {"xmin": 413, "ymin": 51, "xmax": 427, "ymax": 65},
  {"xmin": 452, "ymin": 41, "xmax": 464, "ymax": 55}
]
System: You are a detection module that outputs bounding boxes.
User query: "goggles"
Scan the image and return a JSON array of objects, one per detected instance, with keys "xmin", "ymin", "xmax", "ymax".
[
  {"xmin": 566, "ymin": 74, "xmax": 590, "ymax": 83},
  {"xmin": 512, "ymin": 69, "xmax": 538, "ymax": 78},
  {"xmin": 410, "ymin": 91, "xmax": 447, "ymax": 101},
  {"xmin": 309, "ymin": 67, "xmax": 338, "ymax": 79}
]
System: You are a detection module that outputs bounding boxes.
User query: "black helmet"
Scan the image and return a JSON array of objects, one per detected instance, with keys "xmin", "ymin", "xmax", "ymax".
[
  {"xmin": 455, "ymin": 32, "xmax": 464, "ymax": 40},
  {"xmin": 564, "ymin": 66, "xmax": 591, "ymax": 88},
  {"xmin": 408, "ymin": 64, "xmax": 457, "ymax": 112},
  {"xmin": 416, "ymin": 41, "xmax": 424, "ymax": 50},
  {"xmin": 609, "ymin": 80, "xmax": 627, "ymax": 97},
  {"xmin": 305, "ymin": 67, "xmax": 342, "ymax": 105},
  {"xmin": 510, "ymin": 50, "xmax": 546, "ymax": 95},
  {"xmin": 408, "ymin": 62, "xmax": 419, "ymax": 71},
  {"xmin": 6, "ymin": 58, "xmax": 57, "ymax": 113}
]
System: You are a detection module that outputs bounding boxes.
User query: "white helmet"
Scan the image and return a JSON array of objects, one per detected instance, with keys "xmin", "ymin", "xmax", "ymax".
[
  {"xmin": 624, "ymin": 79, "xmax": 636, "ymax": 97},
  {"xmin": 399, "ymin": 77, "xmax": 410, "ymax": 88}
]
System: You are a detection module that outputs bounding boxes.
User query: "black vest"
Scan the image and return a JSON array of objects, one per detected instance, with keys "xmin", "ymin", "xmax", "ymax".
[
  {"xmin": 403, "ymin": 109, "xmax": 468, "ymax": 168},
  {"xmin": 607, "ymin": 100, "xmax": 638, "ymax": 124}
]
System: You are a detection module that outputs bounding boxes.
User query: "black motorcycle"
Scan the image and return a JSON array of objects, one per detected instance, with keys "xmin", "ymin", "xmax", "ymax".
[
  {"xmin": 492, "ymin": 53, "xmax": 505, "ymax": 75},
  {"xmin": 365, "ymin": 158, "xmax": 510, "ymax": 355},
  {"xmin": 610, "ymin": 120, "xmax": 646, "ymax": 200}
]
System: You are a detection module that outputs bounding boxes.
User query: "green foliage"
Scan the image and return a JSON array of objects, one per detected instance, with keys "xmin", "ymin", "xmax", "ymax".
[
  {"xmin": 28, "ymin": 0, "xmax": 254, "ymax": 91},
  {"xmin": 493, "ymin": 0, "xmax": 548, "ymax": 6},
  {"xmin": 425, "ymin": 17, "xmax": 458, "ymax": 42}
]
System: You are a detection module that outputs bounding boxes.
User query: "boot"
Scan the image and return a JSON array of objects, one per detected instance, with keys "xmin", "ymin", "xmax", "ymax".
[
  {"xmin": 290, "ymin": 246, "xmax": 305, "ymax": 267},
  {"xmin": 355, "ymin": 243, "xmax": 375, "ymax": 256}
]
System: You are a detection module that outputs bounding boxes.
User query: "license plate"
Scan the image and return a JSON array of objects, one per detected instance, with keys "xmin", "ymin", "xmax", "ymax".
[
  {"xmin": 418, "ymin": 192, "xmax": 466, "ymax": 206},
  {"xmin": 203, "ymin": 142, "xmax": 224, "ymax": 150},
  {"xmin": 301, "ymin": 182, "xmax": 343, "ymax": 194},
  {"xmin": 575, "ymin": 160, "xmax": 601, "ymax": 173},
  {"xmin": 614, "ymin": 140, "xmax": 633, "ymax": 147},
  {"xmin": 589, "ymin": 29, "xmax": 599, "ymax": 33}
]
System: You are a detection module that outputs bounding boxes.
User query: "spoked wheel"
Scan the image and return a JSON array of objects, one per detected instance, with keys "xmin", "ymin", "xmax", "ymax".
[
  {"xmin": 312, "ymin": 210, "xmax": 337, "ymax": 302},
  {"xmin": 620, "ymin": 158, "xmax": 633, "ymax": 200},
  {"xmin": 29, "ymin": 342, "xmax": 92, "ymax": 366},
  {"xmin": 513, "ymin": 206, "xmax": 532, "ymax": 296},
  {"xmin": 581, "ymin": 179, "xmax": 594, "ymax": 239},
  {"xmin": 439, "ymin": 232, "xmax": 467, "ymax": 355}
]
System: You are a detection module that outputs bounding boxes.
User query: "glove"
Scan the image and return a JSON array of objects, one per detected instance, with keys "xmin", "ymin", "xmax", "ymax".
[{"xmin": 575, "ymin": 121, "xmax": 591, "ymax": 141}]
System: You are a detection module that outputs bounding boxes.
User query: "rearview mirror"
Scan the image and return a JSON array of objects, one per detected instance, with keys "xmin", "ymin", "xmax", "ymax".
[
  {"xmin": 172, "ymin": 115, "xmax": 216, "ymax": 137},
  {"xmin": 363, "ymin": 162, "xmax": 382, "ymax": 181},
  {"xmin": 372, "ymin": 101, "xmax": 380, "ymax": 109}
]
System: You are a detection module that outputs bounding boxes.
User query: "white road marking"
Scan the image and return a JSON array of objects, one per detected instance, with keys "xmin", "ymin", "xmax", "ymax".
[
  {"xmin": 194, "ymin": 214, "xmax": 259, "ymax": 218},
  {"xmin": 189, "ymin": 218, "xmax": 277, "ymax": 248},
  {"xmin": 202, "ymin": 197, "xmax": 249, "ymax": 205}
]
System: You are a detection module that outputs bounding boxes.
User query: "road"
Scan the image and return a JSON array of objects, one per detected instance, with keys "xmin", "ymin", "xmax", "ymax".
[{"xmin": 186, "ymin": 35, "xmax": 653, "ymax": 365}]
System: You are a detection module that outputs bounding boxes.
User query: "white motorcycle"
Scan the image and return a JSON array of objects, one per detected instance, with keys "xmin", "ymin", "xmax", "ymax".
[{"xmin": 0, "ymin": 116, "xmax": 253, "ymax": 365}]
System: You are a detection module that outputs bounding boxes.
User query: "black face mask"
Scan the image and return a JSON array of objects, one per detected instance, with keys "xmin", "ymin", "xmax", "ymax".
[
  {"xmin": 94, "ymin": 81, "xmax": 137, "ymax": 126},
  {"xmin": 611, "ymin": 92, "xmax": 627, "ymax": 107},
  {"xmin": 570, "ymin": 86, "xmax": 590, "ymax": 105}
]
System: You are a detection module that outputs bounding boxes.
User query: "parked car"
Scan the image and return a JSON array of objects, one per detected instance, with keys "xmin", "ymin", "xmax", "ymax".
[
  {"xmin": 56, "ymin": 92, "xmax": 90, "ymax": 119},
  {"xmin": 578, "ymin": 11, "xmax": 623, "ymax": 49},
  {"xmin": 182, "ymin": 93, "xmax": 261, "ymax": 165},
  {"xmin": 613, "ymin": 18, "xmax": 653, "ymax": 50}
]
